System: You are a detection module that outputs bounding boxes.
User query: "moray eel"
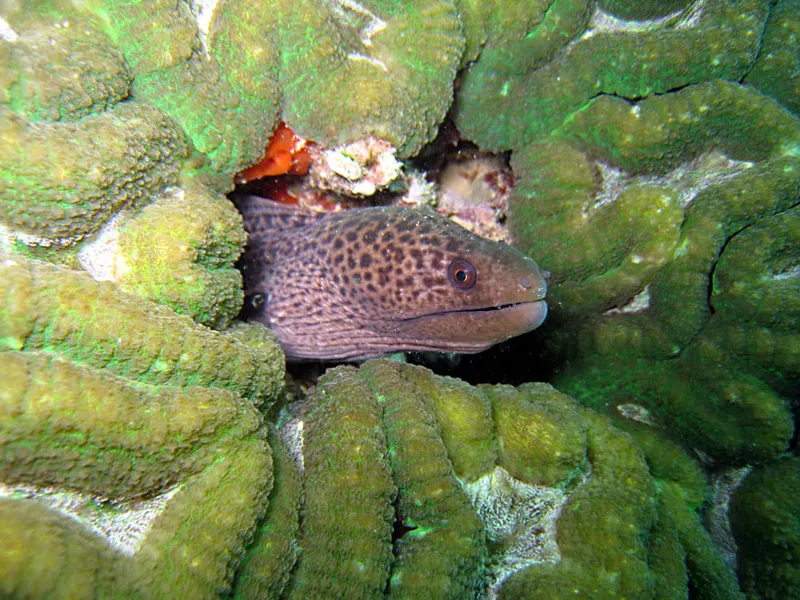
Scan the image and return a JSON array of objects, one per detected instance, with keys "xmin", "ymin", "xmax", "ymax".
[{"xmin": 237, "ymin": 195, "xmax": 548, "ymax": 360}]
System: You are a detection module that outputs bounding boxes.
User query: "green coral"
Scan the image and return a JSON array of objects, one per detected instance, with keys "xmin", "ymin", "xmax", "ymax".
[
  {"xmin": 481, "ymin": 383, "xmax": 587, "ymax": 487},
  {"xmin": 457, "ymin": 0, "xmax": 590, "ymax": 78},
  {"xmin": 659, "ymin": 483, "xmax": 745, "ymax": 600},
  {"xmin": 744, "ymin": 0, "xmax": 800, "ymax": 115},
  {"xmin": 0, "ymin": 254, "xmax": 285, "ymax": 597},
  {"xmin": 1, "ymin": 14, "xmax": 131, "ymax": 121},
  {"xmin": 0, "ymin": 100, "xmax": 187, "ymax": 243},
  {"xmin": 597, "ymin": 0, "xmax": 693, "ymax": 20},
  {"xmin": 1, "ymin": 352, "xmax": 274, "ymax": 599},
  {"xmin": 286, "ymin": 363, "xmax": 396, "ymax": 599},
  {"xmin": 0, "ymin": 8, "xmax": 191, "ymax": 245},
  {"xmin": 412, "ymin": 368, "xmax": 497, "ymax": 481},
  {"xmin": 456, "ymin": 0, "xmax": 768, "ymax": 151},
  {"xmin": 454, "ymin": 0, "xmax": 588, "ymax": 70},
  {"xmin": 498, "ymin": 410, "xmax": 657, "ymax": 598},
  {"xmin": 511, "ymin": 140, "xmax": 683, "ymax": 316},
  {"xmin": 97, "ymin": 0, "xmax": 278, "ymax": 180},
  {"xmin": 730, "ymin": 457, "xmax": 800, "ymax": 600},
  {"xmin": 708, "ymin": 205, "xmax": 800, "ymax": 391},
  {"xmin": 0, "ymin": 256, "xmax": 284, "ymax": 402},
  {"xmin": 622, "ymin": 425, "xmax": 709, "ymax": 511},
  {"xmin": 508, "ymin": 79, "xmax": 798, "ymax": 464},
  {"xmin": 0, "ymin": 498, "xmax": 121, "ymax": 598},
  {"xmin": 215, "ymin": 0, "xmax": 464, "ymax": 157},
  {"xmin": 1, "ymin": 1, "xmax": 798, "ymax": 597},
  {"xmin": 0, "ymin": 31, "xmax": 246, "ymax": 327},
  {"xmin": 513, "ymin": 81, "xmax": 800, "ymax": 322},
  {"xmin": 0, "ymin": 350, "xmax": 742, "ymax": 598},
  {"xmin": 233, "ymin": 426, "xmax": 301, "ymax": 600},
  {"xmin": 554, "ymin": 351, "xmax": 794, "ymax": 464},
  {"xmin": 1, "ymin": 349, "xmax": 262, "ymax": 498},
  {"xmin": 647, "ymin": 494, "xmax": 689, "ymax": 600},
  {"xmin": 277, "ymin": 360, "xmax": 736, "ymax": 598},
  {"xmin": 115, "ymin": 183, "xmax": 247, "ymax": 329},
  {"xmin": 360, "ymin": 360, "xmax": 487, "ymax": 598},
  {"xmin": 3, "ymin": 0, "xmax": 464, "ymax": 179}
]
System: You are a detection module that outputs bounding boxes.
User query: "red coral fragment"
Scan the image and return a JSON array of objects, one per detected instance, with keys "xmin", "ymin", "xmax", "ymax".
[{"xmin": 236, "ymin": 122, "xmax": 312, "ymax": 184}]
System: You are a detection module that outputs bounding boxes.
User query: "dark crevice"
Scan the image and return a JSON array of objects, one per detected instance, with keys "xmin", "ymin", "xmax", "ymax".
[
  {"xmin": 738, "ymin": 1, "xmax": 773, "ymax": 83},
  {"xmin": 708, "ymin": 222, "xmax": 754, "ymax": 316},
  {"xmin": 392, "ymin": 517, "xmax": 416, "ymax": 544}
]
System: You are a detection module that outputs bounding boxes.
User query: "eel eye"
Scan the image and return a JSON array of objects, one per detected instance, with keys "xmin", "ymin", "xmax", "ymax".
[
  {"xmin": 448, "ymin": 258, "xmax": 477, "ymax": 290},
  {"xmin": 250, "ymin": 293, "xmax": 267, "ymax": 309}
]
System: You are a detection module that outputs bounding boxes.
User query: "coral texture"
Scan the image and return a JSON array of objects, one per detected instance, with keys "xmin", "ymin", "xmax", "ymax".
[
  {"xmin": 114, "ymin": 183, "xmax": 248, "ymax": 329},
  {"xmin": 1, "ymin": 358, "xmax": 741, "ymax": 598},
  {"xmin": 284, "ymin": 360, "xmax": 737, "ymax": 598},
  {"xmin": 730, "ymin": 457, "xmax": 800, "ymax": 599},
  {"xmin": 507, "ymin": 72, "xmax": 799, "ymax": 466},
  {"xmin": 0, "ymin": 254, "xmax": 285, "ymax": 597}
]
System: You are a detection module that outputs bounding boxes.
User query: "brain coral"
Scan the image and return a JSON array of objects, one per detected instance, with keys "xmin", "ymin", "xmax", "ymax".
[
  {"xmin": 456, "ymin": 0, "xmax": 769, "ymax": 151},
  {"xmin": 503, "ymin": 54, "xmax": 799, "ymax": 466},
  {"xmin": 1, "ymin": 358, "xmax": 742, "ymax": 598},
  {"xmin": 0, "ymin": 254, "xmax": 285, "ymax": 598},
  {"xmin": 2, "ymin": 0, "xmax": 465, "ymax": 188}
]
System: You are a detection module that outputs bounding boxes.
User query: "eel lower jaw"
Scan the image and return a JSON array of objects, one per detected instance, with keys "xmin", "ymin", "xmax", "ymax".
[{"xmin": 389, "ymin": 299, "xmax": 549, "ymax": 353}]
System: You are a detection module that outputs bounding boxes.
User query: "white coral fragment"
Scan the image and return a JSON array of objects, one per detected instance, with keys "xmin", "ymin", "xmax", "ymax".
[
  {"xmin": 462, "ymin": 466, "xmax": 570, "ymax": 597},
  {"xmin": 309, "ymin": 136, "xmax": 401, "ymax": 196}
]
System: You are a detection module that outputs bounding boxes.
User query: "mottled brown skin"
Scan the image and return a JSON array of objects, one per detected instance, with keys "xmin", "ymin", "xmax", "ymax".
[{"xmin": 238, "ymin": 195, "xmax": 548, "ymax": 360}]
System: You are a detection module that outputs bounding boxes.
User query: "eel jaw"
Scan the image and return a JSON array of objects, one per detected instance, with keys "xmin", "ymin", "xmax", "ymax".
[{"xmin": 381, "ymin": 298, "xmax": 549, "ymax": 354}]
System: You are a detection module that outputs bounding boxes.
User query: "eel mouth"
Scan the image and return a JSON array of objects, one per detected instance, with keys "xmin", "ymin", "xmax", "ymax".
[
  {"xmin": 443, "ymin": 298, "xmax": 548, "ymax": 331},
  {"xmin": 440, "ymin": 298, "xmax": 547, "ymax": 319},
  {"xmin": 386, "ymin": 299, "xmax": 549, "ymax": 353}
]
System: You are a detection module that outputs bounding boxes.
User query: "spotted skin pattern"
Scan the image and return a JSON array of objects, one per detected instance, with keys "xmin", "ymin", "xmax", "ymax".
[{"xmin": 238, "ymin": 196, "xmax": 548, "ymax": 360}]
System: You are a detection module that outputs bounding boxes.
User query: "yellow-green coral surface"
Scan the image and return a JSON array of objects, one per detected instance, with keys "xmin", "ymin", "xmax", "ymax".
[
  {"xmin": 0, "ymin": 254, "xmax": 286, "ymax": 597},
  {"xmin": 1, "ymin": 356, "xmax": 741, "ymax": 598},
  {"xmin": 271, "ymin": 360, "xmax": 741, "ymax": 599}
]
